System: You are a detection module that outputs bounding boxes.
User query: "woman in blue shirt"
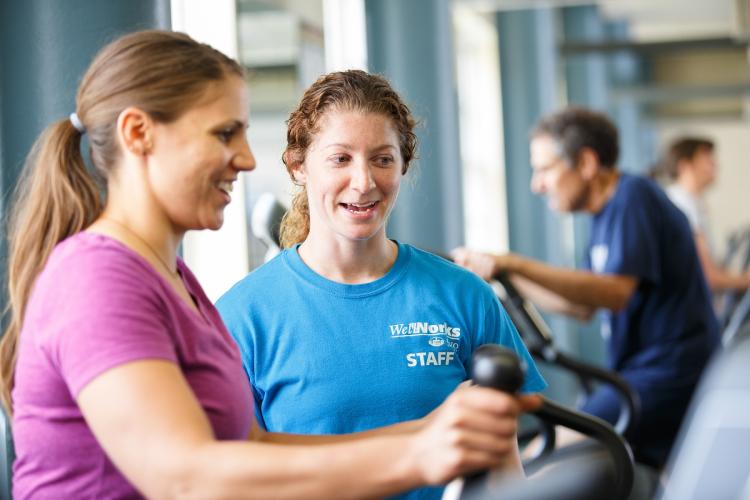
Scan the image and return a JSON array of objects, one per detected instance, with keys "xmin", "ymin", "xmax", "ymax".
[{"xmin": 218, "ymin": 70, "xmax": 546, "ymax": 499}]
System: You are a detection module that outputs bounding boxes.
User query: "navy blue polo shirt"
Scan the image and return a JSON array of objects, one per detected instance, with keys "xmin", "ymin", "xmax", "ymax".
[{"xmin": 586, "ymin": 174, "xmax": 719, "ymax": 388}]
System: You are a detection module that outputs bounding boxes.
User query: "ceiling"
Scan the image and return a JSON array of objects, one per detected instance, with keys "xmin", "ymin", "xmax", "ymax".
[{"xmin": 457, "ymin": 0, "xmax": 748, "ymax": 42}]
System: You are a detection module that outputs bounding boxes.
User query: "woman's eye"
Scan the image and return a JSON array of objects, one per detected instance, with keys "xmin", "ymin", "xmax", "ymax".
[
  {"xmin": 375, "ymin": 156, "xmax": 394, "ymax": 167},
  {"xmin": 331, "ymin": 155, "xmax": 349, "ymax": 164},
  {"xmin": 217, "ymin": 129, "xmax": 235, "ymax": 144}
]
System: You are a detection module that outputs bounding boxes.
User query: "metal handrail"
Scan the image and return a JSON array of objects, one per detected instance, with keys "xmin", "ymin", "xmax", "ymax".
[{"xmin": 495, "ymin": 273, "xmax": 641, "ymax": 437}]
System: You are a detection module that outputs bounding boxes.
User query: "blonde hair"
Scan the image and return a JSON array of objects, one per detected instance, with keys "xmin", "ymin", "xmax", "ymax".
[
  {"xmin": 279, "ymin": 70, "xmax": 418, "ymax": 248},
  {"xmin": 0, "ymin": 30, "xmax": 243, "ymax": 414}
]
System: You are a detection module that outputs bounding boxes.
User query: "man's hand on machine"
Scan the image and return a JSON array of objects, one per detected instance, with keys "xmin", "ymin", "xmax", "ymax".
[
  {"xmin": 451, "ymin": 248, "xmax": 519, "ymax": 282},
  {"xmin": 409, "ymin": 384, "xmax": 542, "ymax": 485}
]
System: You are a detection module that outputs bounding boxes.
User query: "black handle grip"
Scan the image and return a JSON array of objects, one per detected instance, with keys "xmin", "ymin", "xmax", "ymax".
[
  {"xmin": 461, "ymin": 345, "xmax": 525, "ymax": 499},
  {"xmin": 471, "ymin": 344, "xmax": 525, "ymax": 393}
]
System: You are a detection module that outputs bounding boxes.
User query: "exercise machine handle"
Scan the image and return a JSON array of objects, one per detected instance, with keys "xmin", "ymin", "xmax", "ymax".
[
  {"xmin": 531, "ymin": 399, "xmax": 634, "ymax": 500},
  {"xmin": 459, "ymin": 345, "xmax": 524, "ymax": 498},
  {"xmin": 495, "ymin": 272, "xmax": 641, "ymax": 436},
  {"xmin": 471, "ymin": 344, "xmax": 525, "ymax": 393},
  {"xmin": 459, "ymin": 345, "xmax": 634, "ymax": 500}
]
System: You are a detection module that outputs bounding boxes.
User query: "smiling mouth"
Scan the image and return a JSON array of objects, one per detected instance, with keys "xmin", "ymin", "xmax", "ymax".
[
  {"xmin": 341, "ymin": 201, "xmax": 379, "ymax": 213},
  {"xmin": 217, "ymin": 180, "xmax": 234, "ymax": 195}
]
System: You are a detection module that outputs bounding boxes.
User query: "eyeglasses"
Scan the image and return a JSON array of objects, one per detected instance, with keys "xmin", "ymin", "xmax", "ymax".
[{"xmin": 532, "ymin": 155, "xmax": 568, "ymax": 174}]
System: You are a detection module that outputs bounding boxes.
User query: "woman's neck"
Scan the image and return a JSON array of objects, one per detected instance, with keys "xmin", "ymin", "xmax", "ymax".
[
  {"xmin": 92, "ymin": 164, "xmax": 183, "ymax": 263},
  {"xmin": 89, "ymin": 204, "xmax": 182, "ymax": 276},
  {"xmin": 297, "ymin": 233, "xmax": 398, "ymax": 284}
]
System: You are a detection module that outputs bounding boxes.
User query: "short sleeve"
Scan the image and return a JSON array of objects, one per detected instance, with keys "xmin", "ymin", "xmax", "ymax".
[
  {"xmin": 216, "ymin": 287, "xmax": 266, "ymax": 428},
  {"xmin": 34, "ymin": 249, "xmax": 178, "ymax": 397},
  {"xmin": 474, "ymin": 286, "xmax": 547, "ymax": 394},
  {"xmin": 601, "ymin": 195, "xmax": 661, "ymax": 286}
]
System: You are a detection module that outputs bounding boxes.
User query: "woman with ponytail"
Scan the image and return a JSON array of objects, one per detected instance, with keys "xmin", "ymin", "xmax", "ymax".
[
  {"xmin": 217, "ymin": 70, "xmax": 546, "ymax": 500},
  {"xmin": 1, "ymin": 31, "xmax": 539, "ymax": 499},
  {"xmin": 1, "ymin": 119, "xmax": 102, "ymax": 415}
]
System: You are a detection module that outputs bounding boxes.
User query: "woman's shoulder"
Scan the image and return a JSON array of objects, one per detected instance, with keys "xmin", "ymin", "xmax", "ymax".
[
  {"xmin": 216, "ymin": 248, "xmax": 294, "ymax": 306},
  {"xmin": 45, "ymin": 232, "xmax": 157, "ymax": 283},
  {"xmin": 26, "ymin": 233, "xmax": 173, "ymax": 338},
  {"xmin": 29, "ymin": 234, "xmax": 171, "ymax": 316},
  {"xmin": 402, "ymin": 243, "xmax": 496, "ymax": 293}
]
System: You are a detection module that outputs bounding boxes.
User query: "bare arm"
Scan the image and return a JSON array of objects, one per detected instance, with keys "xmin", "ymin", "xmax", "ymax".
[
  {"xmin": 511, "ymin": 275, "xmax": 595, "ymax": 321},
  {"xmin": 254, "ymin": 407, "xmax": 525, "ymax": 474},
  {"xmin": 509, "ymin": 255, "xmax": 637, "ymax": 312},
  {"xmin": 694, "ymin": 233, "xmax": 750, "ymax": 292},
  {"xmin": 78, "ymin": 360, "xmax": 538, "ymax": 499},
  {"xmin": 452, "ymin": 248, "xmax": 637, "ymax": 313},
  {"xmin": 253, "ymin": 383, "xmax": 481, "ymax": 444},
  {"xmin": 251, "ymin": 418, "xmax": 426, "ymax": 444}
]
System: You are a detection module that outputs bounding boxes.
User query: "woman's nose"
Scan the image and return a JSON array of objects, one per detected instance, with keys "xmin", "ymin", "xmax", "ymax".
[
  {"xmin": 350, "ymin": 161, "xmax": 375, "ymax": 192},
  {"xmin": 233, "ymin": 139, "xmax": 256, "ymax": 172}
]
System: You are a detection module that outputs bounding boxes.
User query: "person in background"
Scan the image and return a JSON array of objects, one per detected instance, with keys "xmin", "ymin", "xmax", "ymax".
[
  {"xmin": 217, "ymin": 69, "xmax": 546, "ymax": 500},
  {"xmin": 452, "ymin": 107, "xmax": 720, "ymax": 468},
  {"xmin": 661, "ymin": 137, "xmax": 750, "ymax": 292},
  {"xmin": 1, "ymin": 30, "xmax": 538, "ymax": 499}
]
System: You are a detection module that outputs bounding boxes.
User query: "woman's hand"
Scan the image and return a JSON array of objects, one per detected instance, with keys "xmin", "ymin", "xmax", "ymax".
[{"xmin": 407, "ymin": 384, "xmax": 541, "ymax": 485}]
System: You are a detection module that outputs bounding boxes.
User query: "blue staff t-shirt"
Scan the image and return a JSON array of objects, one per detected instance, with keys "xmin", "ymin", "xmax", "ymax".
[{"xmin": 218, "ymin": 242, "xmax": 546, "ymax": 500}]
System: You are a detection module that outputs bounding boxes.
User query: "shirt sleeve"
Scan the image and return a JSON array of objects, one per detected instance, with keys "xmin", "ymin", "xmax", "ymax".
[
  {"xmin": 216, "ymin": 287, "xmax": 266, "ymax": 429},
  {"xmin": 37, "ymin": 251, "xmax": 178, "ymax": 398},
  {"xmin": 473, "ymin": 285, "xmax": 547, "ymax": 394},
  {"xmin": 601, "ymin": 192, "xmax": 661, "ymax": 286}
]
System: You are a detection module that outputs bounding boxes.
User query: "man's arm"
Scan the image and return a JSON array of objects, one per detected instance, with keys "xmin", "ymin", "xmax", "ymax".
[
  {"xmin": 694, "ymin": 233, "xmax": 750, "ymax": 292},
  {"xmin": 452, "ymin": 248, "xmax": 638, "ymax": 314},
  {"xmin": 508, "ymin": 253, "xmax": 638, "ymax": 312},
  {"xmin": 511, "ymin": 275, "xmax": 595, "ymax": 321}
]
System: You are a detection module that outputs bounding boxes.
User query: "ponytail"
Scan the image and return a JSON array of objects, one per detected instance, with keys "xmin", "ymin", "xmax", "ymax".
[
  {"xmin": 1, "ymin": 30, "xmax": 245, "ymax": 414},
  {"xmin": 0, "ymin": 119, "xmax": 102, "ymax": 414},
  {"xmin": 279, "ymin": 188, "xmax": 310, "ymax": 248}
]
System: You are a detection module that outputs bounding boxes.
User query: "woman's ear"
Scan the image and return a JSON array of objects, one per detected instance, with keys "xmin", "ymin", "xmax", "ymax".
[
  {"xmin": 284, "ymin": 150, "xmax": 307, "ymax": 185},
  {"xmin": 116, "ymin": 107, "xmax": 154, "ymax": 157},
  {"xmin": 291, "ymin": 162, "xmax": 307, "ymax": 185}
]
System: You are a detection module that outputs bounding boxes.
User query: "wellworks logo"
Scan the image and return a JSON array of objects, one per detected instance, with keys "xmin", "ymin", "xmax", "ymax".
[{"xmin": 389, "ymin": 322, "xmax": 461, "ymax": 338}]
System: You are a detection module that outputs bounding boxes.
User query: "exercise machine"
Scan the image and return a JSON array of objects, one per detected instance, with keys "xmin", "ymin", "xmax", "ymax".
[
  {"xmin": 493, "ymin": 273, "xmax": 640, "ymax": 439},
  {"xmin": 657, "ymin": 331, "xmax": 750, "ymax": 499},
  {"xmin": 450, "ymin": 345, "xmax": 634, "ymax": 500}
]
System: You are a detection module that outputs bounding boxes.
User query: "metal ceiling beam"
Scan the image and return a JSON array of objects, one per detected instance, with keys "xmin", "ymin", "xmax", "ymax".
[{"xmin": 560, "ymin": 36, "xmax": 748, "ymax": 55}]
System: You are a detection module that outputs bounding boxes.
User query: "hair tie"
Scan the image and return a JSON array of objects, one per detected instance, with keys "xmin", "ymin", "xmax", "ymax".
[{"xmin": 69, "ymin": 112, "xmax": 86, "ymax": 134}]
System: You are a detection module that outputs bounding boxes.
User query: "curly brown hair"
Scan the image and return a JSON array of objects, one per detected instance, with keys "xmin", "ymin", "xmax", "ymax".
[{"xmin": 279, "ymin": 70, "xmax": 418, "ymax": 248}]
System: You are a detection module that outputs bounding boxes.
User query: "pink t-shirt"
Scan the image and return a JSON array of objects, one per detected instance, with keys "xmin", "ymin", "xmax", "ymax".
[{"xmin": 12, "ymin": 232, "xmax": 253, "ymax": 499}]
